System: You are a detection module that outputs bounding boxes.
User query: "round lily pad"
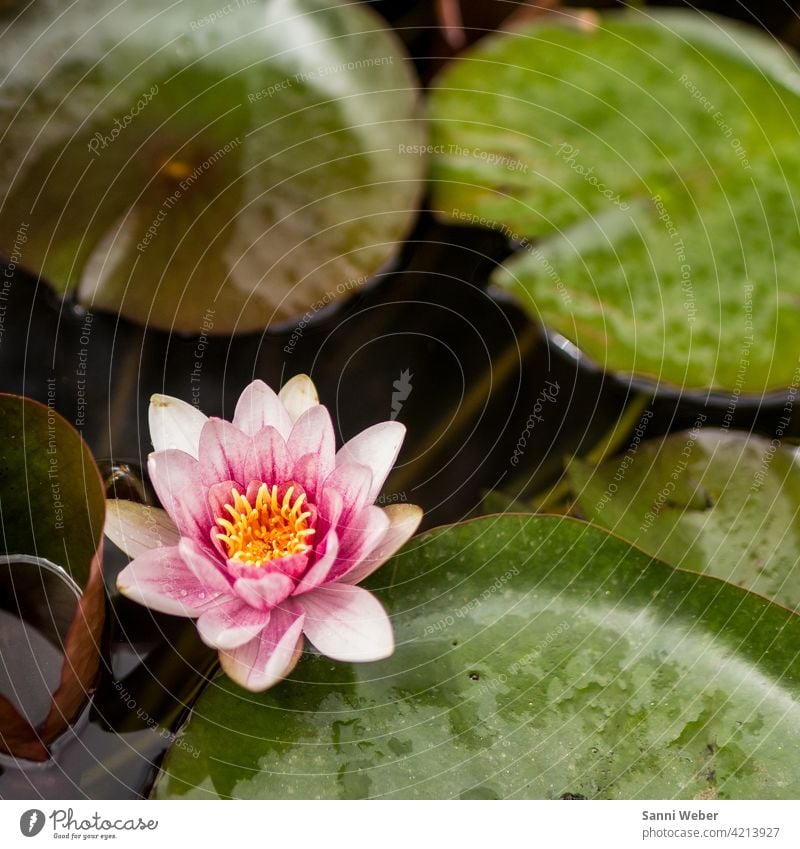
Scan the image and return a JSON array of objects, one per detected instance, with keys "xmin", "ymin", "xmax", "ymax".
[
  {"xmin": 154, "ymin": 514, "xmax": 800, "ymax": 799},
  {"xmin": 0, "ymin": 0, "xmax": 424, "ymax": 334},
  {"xmin": 428, "ymin": 11, "xmax": 800, "ymax": 392}
]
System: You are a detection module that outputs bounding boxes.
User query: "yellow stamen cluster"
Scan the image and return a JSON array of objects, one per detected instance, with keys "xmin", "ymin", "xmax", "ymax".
[{"xmin": 215, "ymin": 484, "xmax": 315, "ymax": 566}]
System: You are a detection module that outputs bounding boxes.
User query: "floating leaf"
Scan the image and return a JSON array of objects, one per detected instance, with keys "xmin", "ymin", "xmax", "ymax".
[
  {"xmin": 428, "ymin": 11, "xmax": 800, "ymax": 392},
  {"xmin": 155, "ymin": 515, "xmax": 800, "ymax": 799},
  {"xmin": 0, "ymin": 0, "xmax": 424, "ymax": 334},
  {"xmin": 568, "ymin": 428, "xmax": 800, "ymax": 611},
  {"xmin": 0, "ymin": 394, "xmax": 105, "ymax": 761}
]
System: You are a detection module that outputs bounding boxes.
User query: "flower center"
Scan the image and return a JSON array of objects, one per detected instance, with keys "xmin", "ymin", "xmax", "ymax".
[{"xmin": 215, "ymin": 483, "xmax": 315, "ymax": 566}]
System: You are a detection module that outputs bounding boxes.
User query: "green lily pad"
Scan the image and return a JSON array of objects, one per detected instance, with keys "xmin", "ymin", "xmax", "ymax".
[
  {"xmin": 0, "ymin": 394, "xmax": 105, "ymax": 760},
  {"xmin": 568, "ymin": 428, "xmax": 800, "ymax": 611},
  {"xmin": 0, "ymin": 0, "xmax": 423, "ymax": 334},
  {"xmin": 428, "ymin": 11, "xmax": 800, "ymax": 392},
  {"xmin": 155, "ymin": 514, "xmax": 800, "ymax": 799}
]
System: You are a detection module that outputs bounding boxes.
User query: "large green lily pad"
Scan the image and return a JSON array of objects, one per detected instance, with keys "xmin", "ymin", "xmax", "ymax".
[
  {"xmin": 429, "ymin": 11, "xmax": 800, "ymax": 392},
  {"xmin": 0, "ymin": 394, "xmax": 105, "ymax": 760},
  {"xmin": 0, "ymin": 0, "xmax": 423, "ymax": 334},
  {"xmin": 155, "ymin": 514, "xmax": 800, "ymax": 799},
  {"xmin": 568, "ymin": 428, "xmax": 800, "ymax": 611}
]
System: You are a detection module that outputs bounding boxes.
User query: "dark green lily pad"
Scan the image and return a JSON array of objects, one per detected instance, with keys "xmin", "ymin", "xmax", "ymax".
[
  {"xmin": 428, "ymin": 10, "xmax": 800, "ymax": 392},
  {"xmin": 568, "ymin": 428, "xmax": 800, "ymax": 611},
  {"xmin": 0, "ymin": 394, "xmax": 105, "ymax": 760},
  {"xmin": 0, "ymin": 0, "xmax": 423, "ymax": 334},
  {"xmin": 155, "ymin": 514, "xmax": 800, "ymax": 799}
]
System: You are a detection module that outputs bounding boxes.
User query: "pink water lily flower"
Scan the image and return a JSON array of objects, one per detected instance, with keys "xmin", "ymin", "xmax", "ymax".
[{"xmin": 106, "ymin": 375, "xmax": 422, "ymax": 692}]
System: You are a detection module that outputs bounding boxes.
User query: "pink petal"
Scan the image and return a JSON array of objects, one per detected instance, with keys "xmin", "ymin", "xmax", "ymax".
[
  {"xmin": 244, "ymin": 479, "xmax": 265, "ymax": 502},
  {"xmin": 206, "ymin": 480, "xmax": 241, "ymax": 558},
  {"xmin": 233, "ymin": 569, "xmax": 296, "ymax": 609},
  {"xmin": 336, "ymin": 421, "xmax": 406, "ymax": 503},
  {"xmin": 117, "ymin": 546, "xmax": 223, "ymax": 617},
  {"xmin": 148, "ymin": 450, "xmax": 212, "ymax": 541},
  {"xmin": 298, "ymin": 584, "xmax": 394, "ymax": 662},
  {"xmin": 196, "ymin": 598, "xmax": 271, "ymax": 650},
  {"xmin": 206, "ymin": 479, "xmax": 241, "ymax": 522},
  {"xmin": 293, "ymin": 530, "xmax": 339, "ymax": 595},
  {"xmin": 278, "ymin": 374, "xmax": 319, "ymax": 423},
  {"xmin": 149, "ymin": 393, "xmax": 207, "ymax": 457},
  {"xmin": 340, "ymin": 504, "xmax": 423, "ymax": 585},
  {"xmin": 315, "ymin": 486, "xmax": 344, "ymax": 540},
  {"xmin": 233, "ymin": 380, "xmax": 292, "ymax": 439},
  {"xmin": 104, "ymin": 499, "xmax": 179, "ymax": 558},
  {"xmin": 329, "ymin": 505, "xmax": 390, "ymax": 583},
  {"xmin": 179, "ymin": 537, "xmax": 232, "ymax": 594},
  {"xmin": 291, "ymin": 452, "xmax": 332, "ymax": 503},
  {"xmin": 287, "ymin": 405, "xmax": 335, "ymax": 467},
  {"xmin": 197, "ymin": 419, "xmax": 251, "ymax": 487},
  {"xmin": 219, "ymin": 603, "xmax": 305, "ymax": 692},
  {"xmin": 323, "ymin": 462, "xmax": 373, "ymax": 521},
  {"xmin": 244, "ymin": 425, "xmax": 292, "ymax": 485}
]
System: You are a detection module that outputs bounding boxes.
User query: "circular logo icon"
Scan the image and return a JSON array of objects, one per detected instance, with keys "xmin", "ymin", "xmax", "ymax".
[{"xmin": 19, "ymin": 810, "xmax": 45, "ymax": 837}]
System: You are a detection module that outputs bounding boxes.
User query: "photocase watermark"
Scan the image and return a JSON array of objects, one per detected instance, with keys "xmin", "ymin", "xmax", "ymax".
[
  {"xmin": 751, "ymin": 364, "xmax": 800, "ymax": 492},
  {"xmin": 510, "ymin": 380, "xmax": 560, "ymax": 467},
  {"xmin": 19, "ymin": 809, "xmax": 45, "ymax": 837},
  {"xmin": 720, "ymin": 283, "xmax": 754, "ymax": 431},
  {"xmin": 0, "ymin": 220, "xmax": 28, "ymax": 347},
  {"xmin": 594, "ymin": 409, "xmax": 654, "ymax": 512},
  {"xmin": 555, "ymin": 143, "xmax": 631, "ymax": 211},
  {"xmin": 640, "ymin": 413, "xmax": 707, "ymax": 532},
  {"xmin": 113, "ymin": 679, "xmax": 200, "ymax": 759},
  {"xmin": 109, "ymin": 501, "xmax": 179, "ymax": 548},
  {"xmin": 137, "ymin": 137, "xmax": 242, "ymax": 253},
  {"xmin": 652, "ymin": 194, "xmax": 695, "ymax": 325},
  {"xmin": 75, "ymin": 311, "xmax": 94, "ymax": 430},
  {"xmin": 520, "ymin": 243, "xmax": 573, "ymax": 307},
  {"xmin": 375, "ymin": 491, "xmax": 408, "ymax": 505},
  {"xmin": 87, "ymin": 84, "xmax": 159, "ymax": 157},
  {"xmin": 400, "ymin": 142, "xmax": 528, "ymax": 174},
  {"xmin": 248, "ymin": 56, "xmax": 394, "ymax": 102},
  {"xmin": 422, "ymin": 566, "xmax": 520, "ymax": 636},
  {"xmin": 45, "ymin": 379, "xmax": 65, "ymax": 532},
  {"xmin": 19, "ymin": 807, "xmax": 159, "ymax": 837},
  {"xmin": 678, "ymin": 73, "xmax": 751, "ymax": 170},
  {"xmin": 506, "ymin": 621, "xmax": 571, "ymax": 676},
  {"xmin": 189, "ymin": 308, "xmax": 217, "ymax": 409},
  {"xmin": 189, "ymin": 0, "xmax": 255, "ymax": 30},
  {"xmin": 450, "ymin": 208, "xmax": 572, "ymax": 307},
  {"xmin": 390, "ymin": 369, "xmax": 413, "ymax": 420},
  {"xmin": 283, "ymin": 275, "xmax": 367, "ymax": 354}
]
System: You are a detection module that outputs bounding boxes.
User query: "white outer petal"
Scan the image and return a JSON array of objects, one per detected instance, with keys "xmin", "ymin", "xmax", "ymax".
[
  {"xmin": 297, "ymin": 584, "xmax": 394, "ymax": 662},
  {"xmin": 340, "ymin": 503, "xmax": 423, "ymax": 586},
  {"xmin": 336, "ymin": 421, "xmax": 406, "ymax": 503},
  {"xmin": 149, "ymin": 393, "xmax": 207, "ymax": 457},
  {"xmin": 104, "ymin": 499, "xmax": 180, "ymax": 558},
  {"xmin": 219, "ymin": 606, "xmax": 305, "ymax": 691},
  {"xmin": 279, "ymin": 374, "xmax": 319, "ymax": 423}
]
